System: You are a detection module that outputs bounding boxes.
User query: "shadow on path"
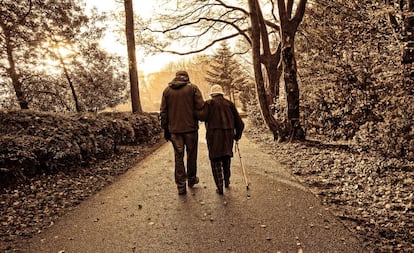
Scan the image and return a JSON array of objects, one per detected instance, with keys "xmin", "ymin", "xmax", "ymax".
[{"xmin": 18, "ymin": 125, "xmax": 364, "ymax": 253}]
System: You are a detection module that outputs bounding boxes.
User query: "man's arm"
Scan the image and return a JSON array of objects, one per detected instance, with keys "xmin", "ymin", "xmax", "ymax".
[
  {"xmin": 160, "ymin": 89, "xmax": 170, "ymax": 141},
  {"xmin": 192, "ymin": 85, "xmax": 205, "ymax": 110},
  {"xmin": 195, "ymin": 100, "xmax": 209, "ymax": 122},
  {"xmin": 160, "ymin": 90, "xmax": 168, "ymax": 130}
]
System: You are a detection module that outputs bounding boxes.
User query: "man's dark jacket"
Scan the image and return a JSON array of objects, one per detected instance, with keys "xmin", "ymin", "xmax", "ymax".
[{"xmin": 160, "ymin": 78, "xmax": 204, "ymax": 133}]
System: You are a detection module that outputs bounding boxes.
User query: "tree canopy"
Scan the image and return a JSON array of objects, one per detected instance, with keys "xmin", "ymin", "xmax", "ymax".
[
  {"xmin": 139, "ymin": 0, "xmax": 307, "ymax": 141},
  {"xmin": 0, "ymin": 0, "xmax": 128, "ymax": 112}
]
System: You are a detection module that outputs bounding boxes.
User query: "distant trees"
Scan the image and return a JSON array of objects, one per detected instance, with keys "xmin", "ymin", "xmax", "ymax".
[
  {"xmin": 139, "ymin": 55, "xmax": 213, "ymax": 112},
  {"xmin": 68, "ymin": 42, "xmax": 129, "ymax": 112},
  {"xmin": 141, "ymin": 0, "xmax": 307, "ymax": 141},
  {"xmin": 0, "ymin": 0, "xmax": 128, "ymax": 112},
  {"xmin": 205, "ymin": 41, "xmax": 253, "ymax": 110},
  {"xmin": 0, "ymin": 0, "xmax": 79, "ymax": 109},
  {"xmin": 205, "ymin": 42, "xmax": 236, "ymax": 100}
]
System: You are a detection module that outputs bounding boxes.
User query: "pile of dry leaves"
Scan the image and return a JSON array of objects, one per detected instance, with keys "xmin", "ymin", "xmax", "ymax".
[{"xmin": 247, "ymin": 128, "xmax": 413, "ymax": 252}]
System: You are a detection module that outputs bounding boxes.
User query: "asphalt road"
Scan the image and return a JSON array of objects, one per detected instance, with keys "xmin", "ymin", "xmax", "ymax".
[{"xmin": 18, "ymin": 125, "xmax": 364, "ymax": 253}]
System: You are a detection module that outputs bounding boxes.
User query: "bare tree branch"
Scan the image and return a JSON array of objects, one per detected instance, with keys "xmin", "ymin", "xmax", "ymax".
[
  {"xmin": 214, "ymin": 0, "xmax": 249, "ymax": 16},
  {"xmin": 264, "ymin": 20, "xmax": 280, "ymax": 31},
  {"xmin": 287, "ymin": 0, "xmax": 294, "ymax": 19},
  {"xmin": 153, "ymin": 32, "xmax": 245, "ymax": 55},
  {"xmin": 277, "ymin": 0, "xmax": 288, "ymax": 24},
  {"xmin": 150, "ymin": 15, "xmax": 251, "ymax": 45},
  {"xmin": 18, "ymin": 0, "xmax": 33, "ymax": 26},
  {"xmin": 270, "ymin": 0, "xmax": 280, "ymax": 25},
  {"xmin": 293, "ymin": 0, "xmax": 308, "ymax": 26}
]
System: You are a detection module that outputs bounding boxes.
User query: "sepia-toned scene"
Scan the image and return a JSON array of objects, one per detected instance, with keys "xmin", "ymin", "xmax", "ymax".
[{"xmin": 1, "ymin": 0, "xmax": 413, "ymax": 252}]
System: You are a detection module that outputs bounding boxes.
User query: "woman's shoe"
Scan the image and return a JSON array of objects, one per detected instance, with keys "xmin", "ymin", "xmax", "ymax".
[
  {"xmin": 188, "ymin": 177, "xmax": 199, "ymax": 188},
  {"xmin": 224, "ymin": 180, "xmax": 230, "ymax": 188}
]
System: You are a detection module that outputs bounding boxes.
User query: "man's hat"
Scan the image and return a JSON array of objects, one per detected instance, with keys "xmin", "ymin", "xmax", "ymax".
[
  {"xmin": 175, "ymin": 71, "xmax": 189, "ymax": 81},
  {"xmin": 176, "ymin": 70, "xmax": 189, "ymax": 77}
]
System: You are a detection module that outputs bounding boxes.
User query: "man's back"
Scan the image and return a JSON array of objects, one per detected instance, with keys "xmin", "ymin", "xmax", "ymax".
[
  {"xmin": 162, "ymin": 84, "xmax": 199, "ymax": 133},
  {"xmin": 160, "ymin": 72, "xmax": 204, "ymax": 134}
]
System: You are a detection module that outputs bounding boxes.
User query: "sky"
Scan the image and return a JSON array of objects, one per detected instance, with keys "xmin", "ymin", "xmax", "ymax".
[{"xmin": 85, "ymin": 0, "xmax": 179, "ymax": 74}]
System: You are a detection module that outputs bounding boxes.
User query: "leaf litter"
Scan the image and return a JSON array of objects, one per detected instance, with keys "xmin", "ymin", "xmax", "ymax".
[{"xmin": 247, "ymin": 128, "xmax": 413, "ymax": 252}]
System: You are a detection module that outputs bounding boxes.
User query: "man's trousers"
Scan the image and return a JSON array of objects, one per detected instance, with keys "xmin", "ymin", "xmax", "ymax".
[{"xmin": 170, "ymin": 131, "xmax": 198, "ymax": 191}]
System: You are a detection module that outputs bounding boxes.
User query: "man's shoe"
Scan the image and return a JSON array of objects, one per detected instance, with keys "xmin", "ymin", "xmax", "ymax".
[
  {"xmin": 188, "ymin": 177, "xmax": 199, "ymax": 188},
  {"xmin": 216, "ymin": 188, "xmax": 224, "ymax": 195}
]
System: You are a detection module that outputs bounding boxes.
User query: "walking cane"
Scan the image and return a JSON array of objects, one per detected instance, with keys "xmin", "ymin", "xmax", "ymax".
[{"xmin": 235, "ymin": 141, "xmax": 250, "ymax": 190}]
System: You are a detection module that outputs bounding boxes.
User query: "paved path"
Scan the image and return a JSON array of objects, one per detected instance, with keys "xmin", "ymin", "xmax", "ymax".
[{"xmin": 18, "ymin": 125, "xmax": 364, "ymax": 253}]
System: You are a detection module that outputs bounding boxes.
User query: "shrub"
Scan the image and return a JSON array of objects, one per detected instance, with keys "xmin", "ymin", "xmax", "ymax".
[
  {"xmin": 0, "ymin": 110, "xmax": 162, "ymax": 187},
  {"xmin": 354, "ymin": 96, "xmax": 414, "ymax": 160}
]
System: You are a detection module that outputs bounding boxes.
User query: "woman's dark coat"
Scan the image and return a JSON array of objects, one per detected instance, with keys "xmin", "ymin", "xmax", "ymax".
[{"xmin": 197, "ymin": 95, "xmax": 244, "ymax": 160}]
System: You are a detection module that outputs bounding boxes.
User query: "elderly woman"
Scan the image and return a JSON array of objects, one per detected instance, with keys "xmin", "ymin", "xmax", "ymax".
[{"xmin": 197, "ymin": 84, "xmax": 244, "ymax": 194}]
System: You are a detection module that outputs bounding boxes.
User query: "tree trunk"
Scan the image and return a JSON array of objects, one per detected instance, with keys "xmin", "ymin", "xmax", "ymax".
[
  {"xmin": 263, "ymin": 45, "xmax": 282, "ymax": 103},
  {"xmin": 5, "ymin": 31, "xmax": 29, "ymax": 109},
  {"xmin": 281, "ymin": 43, "xmax": 304, "ymax": 141},
  {"xmin": 58, "ymin": 53, "xmax": 82, "ymax": 112},
  {"xmin": 248, "ymin": 0, "xmax": 283, "ymax": 140},
  {"xmin": 124, "ymin": 0, "xmax": 143, "ymax": 114},
  {"xmin": 404, "ymin": 0, "xmax": 414, "ymax": 95},
  {"xmin": 248, "ymin": 0, "xmax": 307, "ymax": 141},
  {"xmin": 402, "ymin": 15, "xmax": 414, "ymax": 63},
  {"xmin": 262, "ymin": 46, "xmax": 282, "ymax": 129},
  {"xmin": 277, "ymin": 0, "xmax": 306, "ymax": 141}
]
